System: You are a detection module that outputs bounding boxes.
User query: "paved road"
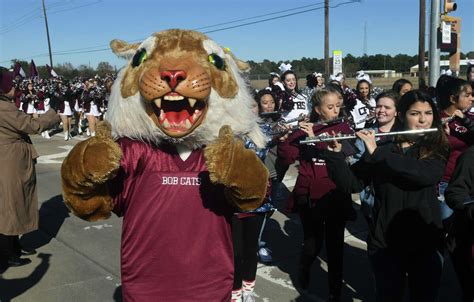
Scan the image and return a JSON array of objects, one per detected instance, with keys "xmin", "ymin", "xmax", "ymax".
[{"xmin": 0, "ymin": 132, "xmax": 462, "ymax": 301}]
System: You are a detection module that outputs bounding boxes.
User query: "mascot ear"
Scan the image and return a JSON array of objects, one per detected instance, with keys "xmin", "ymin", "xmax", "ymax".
[
  {"xmin": 225, "ymin": 50, "xmax": 250, "ymax": 72},
  {"xmin": 234, "ymin": 58, "xmax": 250, "ymax": 72},
  {"xmin": 110, "ymin": 39, "xmax": 140, "ymax": 60}
]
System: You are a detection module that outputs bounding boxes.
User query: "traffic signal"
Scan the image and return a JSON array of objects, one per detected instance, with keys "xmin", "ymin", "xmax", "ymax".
[{"xmin": 443, "ymin": 0, "xmax": 457, "ymax": 14}]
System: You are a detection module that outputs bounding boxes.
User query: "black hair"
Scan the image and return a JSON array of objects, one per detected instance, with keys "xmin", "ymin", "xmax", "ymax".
[
  {"xmin": 356, "ymin": 79, "xmax": 372, "ymax": 100},
  {"xmin": 268, "ymin": 74, "xmax": 280, "ymax": 87},
  {"xmin": 467, "ymin": 64, "xmax": 473, "ymax": 82},
  {"xmin": 396, "ymin": 90, "xmax": 449, "ymax": 160},
  {"xmin": 254, "ymin": 89, "xmax": 276, "ymax": 114},
  {"xmin": 305, "ymin": 74, "xmax": 317, "ymax": 89},
  {"xmin": 435, "ymin": 75, "xmax": 470, "ymax": 110},
  {"xmin": 392, "ymin": 78, "xmax": 413, "ymax": 95}
]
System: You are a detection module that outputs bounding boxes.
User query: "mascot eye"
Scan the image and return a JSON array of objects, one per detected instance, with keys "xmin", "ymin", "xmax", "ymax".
[
  {"xmin": 132, "ymin": 49, "xmax": 148, "ymax": 68},
  {"xmin": 208, "ymin": 53, "xmax": 225, "ymax": 70}
]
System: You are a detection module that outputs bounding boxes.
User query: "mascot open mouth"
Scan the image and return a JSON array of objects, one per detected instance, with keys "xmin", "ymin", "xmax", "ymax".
[{"xmin": 151, "ymin": 92, "xmax": 207, "ymax": 137}]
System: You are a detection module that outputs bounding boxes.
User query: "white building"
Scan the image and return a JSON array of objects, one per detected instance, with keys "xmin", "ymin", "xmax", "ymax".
[{"xmin": 410, "ymin": 59, "xmax": 472, "ymax": 77}]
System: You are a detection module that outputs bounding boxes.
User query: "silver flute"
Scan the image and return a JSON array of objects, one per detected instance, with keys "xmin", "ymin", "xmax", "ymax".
[{"xmin": 300, "ymin": 128, "xmax": 438, "ymax": 144}]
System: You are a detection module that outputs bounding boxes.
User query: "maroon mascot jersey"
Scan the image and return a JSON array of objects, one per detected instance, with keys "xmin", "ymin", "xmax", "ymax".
[{"xmin": 109, "ymin": 138, "xmax": 234, "ymax": 302}]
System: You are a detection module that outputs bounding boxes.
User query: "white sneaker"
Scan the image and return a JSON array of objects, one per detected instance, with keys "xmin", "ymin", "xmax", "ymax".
[
  {"xmin": 43, "ymin": 131, "xmax": 51, "ymax": 139},
  {"xmin": 64, "ymin": 132, "xmax": 69, "ymax": 141},
  {"xmin": 243, "ymin": 292, "xmax": 256, "ymax": 302},
  {"xmin": 86, "ymin": 128, "xmax": 91, "ymax": 136},
  {"xmin": 91, "ymin": 131, "xmax": 96, "ymax": 137},
  {"xmin": 78, "ymin": 126, "xmax": 83, "ymax": 134},
  {"xmin": 41, "ymin": 132, "xmax": 45, "ymax": 138},
  {"xmin": 258, "ymin": 247, "xmax": 272, "ymax": 263}
]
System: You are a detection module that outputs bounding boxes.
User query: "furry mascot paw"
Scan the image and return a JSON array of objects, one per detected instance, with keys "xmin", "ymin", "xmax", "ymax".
[
  {"xmin": 204, "ymin": 125, "xmax": 269, "ymax": 211},
  {"xmin": 61, "ymin": 121, "xmax": 122, "ymax": 221}
]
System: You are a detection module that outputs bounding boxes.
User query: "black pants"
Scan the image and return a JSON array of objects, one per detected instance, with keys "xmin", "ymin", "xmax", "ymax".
[
  {"xmin": 0, "ymin": 234, "xmax": 21, "ymax": 268},
  {"xmin": 299, "ymin": 194, "xmax": 347, "ymax": 298},
  {"xmin": 232, "ymin": 214, "xmax": 265, "ymax": 290},
  {"xmin": 449, "ymin": 213, "xmax": 474, "ymax": 302},
  {"xmin": 369, "ymin": 248, "xmax": 443, "ymax": 302},
  {"xmin": 274, "ymin": 157, "xmax": 289, "ymax": 183}
]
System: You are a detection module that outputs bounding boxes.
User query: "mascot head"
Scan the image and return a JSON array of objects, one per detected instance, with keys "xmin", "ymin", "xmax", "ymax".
[{"xmin": 108, "ymin": 29, "xmax": 265, "ymax": 148}]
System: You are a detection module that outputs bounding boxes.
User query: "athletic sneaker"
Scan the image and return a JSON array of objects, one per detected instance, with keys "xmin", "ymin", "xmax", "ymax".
[
  {"xmin": 243, "ymin": 292, "xmax": 256, "ymax": 302},
  {"xmin": 258, "ymin": 247, "xmax": 272, "ymax": 263}
]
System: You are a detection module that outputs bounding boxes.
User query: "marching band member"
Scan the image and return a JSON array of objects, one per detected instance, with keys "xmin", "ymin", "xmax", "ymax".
[
  {"xmin": 445, "ymin": 145, "xmax": 474, "ymax": 302},
  {"xmin": 351, "ymin": 90, "xmax": 400, "ymax": 225},
  {"xmin": 279, "ymin": 86, "xmax": 355, "ymax": 301},
  {"xmin": 325, "ymin": 90, "xmax": 449, "ymax": 302},
  {"xmin": 436, "ymin": 76, "xmax": 474, "ymax": 220}
]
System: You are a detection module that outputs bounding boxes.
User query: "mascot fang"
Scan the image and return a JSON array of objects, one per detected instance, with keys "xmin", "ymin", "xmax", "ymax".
[{"xmin": 61, "ymin": 29, "xmax": 269, "ymax": 301}]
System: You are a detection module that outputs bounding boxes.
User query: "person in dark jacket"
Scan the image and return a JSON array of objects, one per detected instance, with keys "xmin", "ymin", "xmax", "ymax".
[
  {"xmin": 279, "ymin": 87, "xmax": 355, "ymax": 301},
  {"xmin": 0, "ymin": 68, "xmax": 59, "ymax": 273},
  {"xmin": 324, "ymin": 90, "xmax": 449, "ymax": 302},
  {"xmin": 436, "ymin": 76, "xmax": 473, "ymax": 220},
  {"xmin": 445, "ymin": 145, "xmax": 474, "ymax": 302}
]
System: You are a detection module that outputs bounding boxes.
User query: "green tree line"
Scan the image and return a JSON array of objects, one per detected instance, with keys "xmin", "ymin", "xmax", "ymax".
[
  {"xmin": 247, "ymin": 51, "xmax": 474, "ymax": 77},
  {"xmin": 9, "ymin": 51, "xmax": 473, "ymax": 80}
]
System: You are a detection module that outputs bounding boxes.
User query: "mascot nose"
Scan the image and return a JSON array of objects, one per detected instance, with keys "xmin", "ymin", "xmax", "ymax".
[{"xmin": 160, "ymin": 70, "xmax": 187, "ymax": 90}]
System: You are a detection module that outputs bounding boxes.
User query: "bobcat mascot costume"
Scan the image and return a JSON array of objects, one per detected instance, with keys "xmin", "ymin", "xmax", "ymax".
[{"xmin": 61, "ymin": 29, "xmax": 268, "ymax": 301}]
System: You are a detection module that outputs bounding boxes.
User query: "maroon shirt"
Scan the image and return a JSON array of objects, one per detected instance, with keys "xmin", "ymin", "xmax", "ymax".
[
  {"xmin": 279, "ymin": 122, "xmax": 354, "ymax": 201},
  {"xmin": 441, "ymin": 111, "xmax": 474, "ymax": 182},
  {"xmin": 110, "ymin": 138, "xmax": 234, "ymax": 302}
]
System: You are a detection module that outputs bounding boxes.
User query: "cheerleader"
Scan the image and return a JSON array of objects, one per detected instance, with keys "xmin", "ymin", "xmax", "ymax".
[
  {"xmin": 274, "ymin": 69, "xmax": 309, "ymax": 183},
  {"xmin": 34, "ymin": 85, "xmax": 51, "ymax": 139},
  {"xmin": 55, "ymin": 82, "xmax": 73, "ymax": 141},
  {"xmin": 267, "ymin": 72, "xmax": 280, "ymax": 89},
  {"xmin": 279, "ymin": 70, "xmax": 309, "ymax": 124},
  {"xmin": 325, "ymin": 90, "xmax": 449, "ymax": 301},
  {"xmin": 82, "ymin": 80, "xmax": 102, "ymax": 137},
  {"xmin": 21, "ymin": 82, "xmax": 37, "ymax": 116},
  {"xmin": 351, "ymin": 78, "xmax": 376, "ymax": 130},
  {"xmin": 279, "ymin": 87, "xmax": 355, "ymax": 301},
  {"xmin": 73, "ymin": 82, "xmax": 84, "ymax": 135}
]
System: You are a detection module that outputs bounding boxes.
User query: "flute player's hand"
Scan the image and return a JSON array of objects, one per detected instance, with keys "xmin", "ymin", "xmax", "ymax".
[
  {"xmin": 327, "ymin": 131, "xmax": 342, "ymax": 152},
  {"xmin": 356, "ymin": 129, "xmax": 377, "ymax": 155}
]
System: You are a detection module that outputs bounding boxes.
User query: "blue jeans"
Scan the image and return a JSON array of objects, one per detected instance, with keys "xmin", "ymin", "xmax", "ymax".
[
  {"xmin": 369, "ymin": 248, "xmax": 443, "ymax": 302},
  {"xmin": 438, "ymin": 181, "xmax": 454, "ymax": 221}
]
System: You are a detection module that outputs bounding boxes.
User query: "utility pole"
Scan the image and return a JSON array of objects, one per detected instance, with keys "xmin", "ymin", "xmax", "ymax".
[
  {"xmin": 418, "ymin": 0, "xmax": 426, "ymax": 88},
  {"xmin": 41, "ymin": 0, "xmax": 53, "ymax": 67},
  {"xmin": 363, "ymin": 21, "xmax": 368, "ymax": 56},
  {"xmin": 324, "ymin": 0, "xmax": 330, "ymax": 77},
  {"xmin": 429, "ymin": 0, "xmax": 441, "ymax": 86}
]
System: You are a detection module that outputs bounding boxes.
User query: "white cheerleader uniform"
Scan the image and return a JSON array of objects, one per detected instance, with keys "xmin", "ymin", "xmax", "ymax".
[{"xmin": 61, "ymin": 101, "xmax": 73, "ymax": 116}]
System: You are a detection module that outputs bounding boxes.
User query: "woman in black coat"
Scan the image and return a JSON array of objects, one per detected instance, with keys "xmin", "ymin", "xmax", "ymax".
[
  {"xmin": 324, "ymin": 90, "xmax": 449, "ymax": 302},
  {"xmin": 445, "ymin": 145, "xmax": 474, "ymax": 302}
]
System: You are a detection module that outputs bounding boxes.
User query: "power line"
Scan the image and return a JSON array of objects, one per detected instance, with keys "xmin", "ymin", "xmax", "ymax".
[
  {"xmin": 1, "ymin": 0, "xmax": 359, "ymax": 63},
  {"xmin": 0, "ymin": 0, "xmax": 101, "ymax": 35},
  {"xmin": 194, "ymin": 1, "xmax": 326, "ymax": 30},
  {"xmin": 203, "ymin": 0, "xmax": 357, "ymax": 34}
]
